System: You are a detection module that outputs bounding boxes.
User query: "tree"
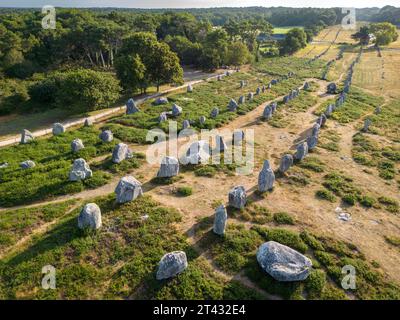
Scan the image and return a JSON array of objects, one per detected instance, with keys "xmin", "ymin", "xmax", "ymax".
[
  {"xmin": 114, "ymin": 54, "xmax": 146, "ymax": 93},
  {"xmin": 369, "ymin": 22, "xmax": 398, "ymax": 46},
  {"xmin": 226, "ymin": 42, "xmax": 251, "ymax": 67},
  {"xmin": 280, "ymin": 28, "xmax": 307, "ymax": 55},
  {"xmin": 351, "ymin": 26, "xmax": 371, "ymax": 45},
  {"xmin": 199, "ymin": 29, "xmax": 228, "ymax": 70},
  {"xmin": 164, "ymin": 35, "xmax": 202, "ymax": 65}
]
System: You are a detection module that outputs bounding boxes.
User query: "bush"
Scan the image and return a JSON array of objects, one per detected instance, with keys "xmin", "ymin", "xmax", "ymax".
[
  {"xmin": 359, "ymin": 195, "xmax": 376, "ymax": 208},
  {"xmin": 273, "ymin": 212, "xmax": 295, "ymax": 225},
  {"xmin": 342, "ymin": 194, "xmax": 356, "ymax": 206},
  {"xmin": 176, "ymin": 186, "xmax": 193, "ymax": 197},
  {"xmin": 316, "ymin": 189, "xmax": 336, "ymax": 202},
  {"xmin": 194, "ymin": 166, "xmax": 217, "ymax": 177}
]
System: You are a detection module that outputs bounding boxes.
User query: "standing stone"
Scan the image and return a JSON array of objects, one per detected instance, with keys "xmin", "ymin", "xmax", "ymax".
[
  {"xmin": 20, "ymin": 129, "xmax": 34, "ymax": 144},
  {"xmin": 262, "ymin": 85, "xmax": 266, "ymax": 93},
  {"xmin": 126, "ymin": 98, "xmax": 139, "ymax": 114},
  {"xmin": 268, "ymin": 83, "xmax": 272, "ymax": 89},
  {"xmin": 271, "ymin": 79, "xmax": 277, "ymax": 85},
  {"xmin": 172, "ymin": 104, "xmax": 182, "ymax": 116},
  {"xmin": 263, "ymin": 106, "xmax": 272, "ymax": 120},
  {"xmin": 78, "ymin": 203, "xmax": 102, "ymax": 230},
  {"xmin": 363, "ymin": 118, "xmax": 372, "ymax": 132},
  {"xmin": 248, "ymin": 92, "xmax": 254, "ymax": 101},
  {"xmin": 325, "ymin": 104, "xmax": 334, "ymax": 117},
  {"xmin": 232, "ymin": 130, "xmax": 245, "ymax": 145},
  {"xmin": 99, "ymin": 130, "xmax": 113, "ymax": 142},
  {"xmin": 283, "ymin": 95, "xmax": 290, "ymax": 104},
  {"xmin": 187, "ymin": 84, "xmax": 193, "ymax": 93},
  {"xmin": 84, "ymin": 118, "xmax": 93, "ymax": 127},
  {"xmin": 316, "ymin": 114, "xmax": 327, "ymax": 127},
  {"xmin": 216, "ymin": 135, "xmax": 227, "ymax": 153},
  {"xmin": 307, "ymin": 135, "xmax": 318, "ymax": 150},
  {"xmin": 182, "ymin": 119, "xmax": 191, "ymax": 129},
  {"xmin": 112, "ymin": 143, "xmax": 132, "ymax": 164},
  {"xmin": 210, "ymin": 107, "xmax": 219, "ymax": 118},
  {"xmin": 20, "ymin": 160, "xmax": 35, "ymax": 169},
  {"xmin": 271, "ymin": 102, "xmax": 277, "ymax": 113},
  {"xmin": 303, "ymin": 82, "xmax": 310, "ymax": 90},
  {"xmin": 185, "ymin": 140, "xmax": 211, "ymax": 164},
  {"xmin": 217, "ymin": 75, "xmax": 223, "ymax": 81},
  {"xmin": 279, "ymin": 154, "xmax": 293, "ymax": 173},
  {"xmin": 238, "ymin": 95, "xmax": 246, "ymax": 104},
  {"xmin": 327, "ymin": 83, "xmax": 337, "ymax": 94},
  {"xmin": 213, "ymin": 205, "xmax": 228, "ymax": 236},
  {"xmin": 228, "ymin": 99, "xmax": 238, "ymax": 111},
  {"xmin": 157, "ymin": 156, "xmax": 179, "ymax": 178},
  {"xmin": 225, "ymin": 71, "xmax": 231, "ymax": 76},
  {"xmin": 295, "ymin": 142, "xmax": 309, "ymax": 161},
  {"xmin": 153, "ymin": 97, "xmax": 169, "ymax": 105},
  {"xmin": 257, "ymin": 241, "xmax": 312, "ymax": 282},
  {"xmin": 199, "ymin": 116, "xmax": 206, "ymax": 125},
  {"xmin": 115, "ymin": 176, "xmax": 143, "ymax": 204},
  {"xmin": 69, "ymin": 158, "xmax": 92, "ymax": 181},
  {"xmin": 240, "ymin": 80, "xmax": 246, "ymax": 88},
  {"xmin": 256, "ymin": 87, "xmax": 261, "ymax": 95},
  {"xmin": 312, "ymin": 123, "xmax": 320, "ymax": 137},
  {"xmin": 52, "ymin": 123, "xmax": 65, "ymax": 136},
  {"xmin": 258, "ymin": 160, "xmax": 275, "ymax": 192},
  {"xmin": 228, "ymin": 186, "xmax": 247, "ymax": 209},
  {"xmin": 159, "ymin": 112, "xmax": 168, "ymax": 123},
  {"xmin": 156, "ymin": 251, "xmax": 188, "ymax": 280},
  {"xmin": 71, "ymin": 138, "xmax": 85, "ymax": 153},
  {"xmin": 375, "ymin": 106, "xmax": 381, "ymax": 114}
]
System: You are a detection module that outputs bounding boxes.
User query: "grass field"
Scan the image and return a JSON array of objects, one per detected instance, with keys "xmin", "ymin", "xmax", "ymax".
[{"xmin": 273, "ymin": 26, "xmax": 303, "ymax": 34}]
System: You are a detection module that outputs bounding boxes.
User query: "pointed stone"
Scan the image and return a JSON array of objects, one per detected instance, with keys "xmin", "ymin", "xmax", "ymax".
[
  {"xmin": 126, "ymin": 98, "xmax": 139, "ymax": 114},
  {"xmin": 295, "ymin": 142, "xmax": 308, "ymax": 161},
  {"xmin": 258, "ymin": 160, "xmax": 275, "ymax": 192},
  {"xmin": 213, "ymin": 205, "xmax": 227, "ymax": 236}
]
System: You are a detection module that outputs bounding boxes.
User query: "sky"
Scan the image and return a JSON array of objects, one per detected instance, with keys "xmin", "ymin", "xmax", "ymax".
[{"xmin": 1, "ymin": 1, "xmax": 399, "ymax": 9}]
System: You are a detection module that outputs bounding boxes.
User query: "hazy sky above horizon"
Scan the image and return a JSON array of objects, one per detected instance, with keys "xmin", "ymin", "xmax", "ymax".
[{"xmin": 2, "ymin": 1, "xmax": 399, "ymax": 9}]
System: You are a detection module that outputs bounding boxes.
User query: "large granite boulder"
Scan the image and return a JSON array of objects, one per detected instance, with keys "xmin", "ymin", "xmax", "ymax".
[
  {"xmin": 185, "ymin": 140, "xmax": 211, "ymax": 164},
  {"xmin": 157, "ymin": 156, "xmax": 179, "ymax": 178},
  {"xmin": 112, "ymin": 143, "xmax": 132, "ymax": 164},
  {"xmin": 115, "ymin": 176, "xmax": 143, "ymax": 204},
  {"xmin": 279, "ymin": 154, "xmax": 293, "ymax": 173},
  {"xmin": 52, "ymin": 123, "xmax": 66, "ymax": 136},
  {"xmin": 78, "ymin": 203, "xmax": 102, "ymax": 230},
  {"xmin": 257, "ymin": 241, "xmax": 312, "ymax": 282},
  {"xmin": 228, "ymin": 99, "xmax": 238, "ymax": 111},
  {"xmin": 20, "ymin": 129, "xmax": 34, "ymax": 144},
  {"xmin": 216, "ymin": 135, "xmax": 227, "ymax": 153},
  {"xmin": 153, "ymin": 97, "xmax": 169, "ymax": 105},
  {"xmin": 228, "ymin": 185, "xmax": 247, "ymax": 209},
  {"xmin": 156, "ymin": 251, "xmax": 188, "ymax": 280},
  {"xmin": 126, "ymin": 98, "xmax": 139, "ymax": 114},
  {"xmin": 99, "ymin": 130, "xmax": 113, "ymax": 142},
  {"xmin": 69, "ymin": 158, "xmax": 92, "ymax": 181},
  {"xmin": 213, "ymin": 205, "xmax": 227, "ymax": 236},
  {"xmin": 20, "ymin": 160, "xmax": 35, "ymax": 169},
  {"xmin": 172, "ymin": 104, "xmax": 182, "ymax": 117},
  {"xmin": 71, "ymin": 138, "xmax": 85, "ymax": 153},
  {"xmin": 294, "ymin": 142, "xmax": 308, "ymax": 161},
  {"xmin": 258, "ymin": 160, "xmax": 275, "ymax": 192},
  {"xmin": 210, "ymin": 107, "xmax": 219, "ymax": 118}
]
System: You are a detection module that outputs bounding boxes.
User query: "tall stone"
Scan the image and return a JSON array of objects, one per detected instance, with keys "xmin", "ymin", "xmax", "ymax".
[
  {"xmin": 115, "ymin": 176, "xmax": 143, "ymax": 204},
  {"xmin": 216, "ymin": 135, "xmax": 227, "ymax": 153},
  {"xmin": 325, "ymin": 104, "xmax": 334, "ymax": 117},
  {"xmin": 306, "ymin": 135, "xmax": 318, "ymax": 150},
  {"xmin": 213, "ymin": 205, "xmax": 227, "ymax": 236},
  {"xmin": 248, "ymin": 92, "xmax": 254, "ymax": 101},
  {"xmin": 238, "ymin": 95, "xmax": 246, "ymax": 104},
  {"xmin": 182, "ymin": 119, "xmax": 191, "ymax": 129},
  {"xmin": 232, "ymin": 130, "xmax": 245, "ymax": 145},
  {"xmin": 157, "ymin": 156, "xmax": 179, "ymax": 178},
  {"xmin": 20, "ymin": 129, "xmax": 34, "ymax": 144},
  {"xmin": 263, "ymin": 106, "xmax": 272, "ymax": 120},
  {"xmin": 112, "ymin": 143, "xmax": 132, "ymax": 164},
  {"xmin": 210, "ymin": 107, "xmax": 219, "ymax": 118},
  {"xmin": 228, "ymin": 186, "xmax": 247, "ymax": 209},
  {"xmin": 363, "ymin": 118, "xmax": 372, "ymax": 132},
  {"xmin": 279, "ymin": 154, "xmax": 293, "ymax": 173},
  {"xmin": 228, "ymin": 99, "xmax": 238, "ymax": 111},
  {"xmin": 159, "ymin": 112, "xmax": 168, "ymax": 123},
  {"xmin": 78, "ymin": 203, "xmax": 102, "ymax": 230},
  {"xmin": 199, "ymin": 116, "xmax": 206, "ymax": 125},
  {"xmin": 294, "ymin": 142, "xmax": 308, "ymax": 161},
  {"xmin": 258, "ymin": 160, "xmax": 275, "ymax": 192}
]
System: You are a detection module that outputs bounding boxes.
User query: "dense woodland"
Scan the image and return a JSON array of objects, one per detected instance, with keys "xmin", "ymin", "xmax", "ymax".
[{"xmin": 0, "ymin": 6, "xmax": 398, "ymax": 116}]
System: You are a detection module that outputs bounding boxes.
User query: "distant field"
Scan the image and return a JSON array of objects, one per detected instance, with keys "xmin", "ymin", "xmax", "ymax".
[{"xmin": 273, "ymin": 26, "xmax": 303, "ymax": 34}]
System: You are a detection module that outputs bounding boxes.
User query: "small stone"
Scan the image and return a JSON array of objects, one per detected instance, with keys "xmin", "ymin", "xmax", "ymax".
[
  {"xmin": 279, "ymin": 154, "xmax": 293, "ymax": 173},
  {"xmin": 115, "ymin": 176, "xmax": 143, "ymax": 204},
  {"xmin": 213, "ymin": 205, "xmax": 227, "ymax": 236},
  {"xmin": 159, "ymin": 112, "xmax": 168, "ymax": 123},
  {"xmin": 228, "ymin": 185, "xmax": 247, "ymax": 209},
  {"xmin": 182, "ymin": 119, "xmax": 191, "ymax": 129},
  {"xmin": 99, "ymin": 130, "xmax": 113, "ymax": 142},
  {"xmin": 126, "ymin": 98, "xmax": 139, "ymax": 114},
  {"xmin": 172, "ymin": 104, "xmax": 182, "ymax": 117},
  {"xmin": 199, "ymin": 116, "xmax": 206, "ymax": 125},
  {"xmin": 20, "ymin": 129, "xmax": 34, "ymax": 144},
  {"xmin": 363, "ymin": 118, "xmax": 371, "ymax": 132},
  {"xmin": 156, "ymin": 251, "xmax": 188, "ymax": 280},
  {"xmin": 187, "ymin": 84, "xmax": 193, "ymax": 93},
  {"xmin": 228, "ymin": 98, "xmax": 238, "ymax": 111},
  {"xmin": 84, "ymin": 118, "xmax": 93, "ymax": 127},
  {"xmin": 71, "ymin": 138, "xmax": 85, "ymax": 153},
  {"xmin": 210, "ymin": 107, "xmax": 219, "ymax": 118},
  {"xmin": 327, "ymin": 83, "xmax": 337, "ymax": 94},
  {"xmin": 52, "ymin": 123, "xmax": 65, "ymax": 136},
  {"xmin": 112, "ymin": 143, "xmax": 132, "ymax": 164},
  {"xmin": 157, "ymin": 156, "xmax": 179, "ymax": 178},
  {"xmin": 257, "ymin": 241, "xmax": 312, "ymax": 282},
  {"xmin": 153, "ymin": 97, "xmax": 169, "ymax": 105},
  {"xmin": 20, "ymin": 160, "xmax": 35, "ymax": 169},
  {"xmin": 78, "ymin": 203, "xmax": 102, "ymax": 230},
  {"xmin": 238, "ymin": 95, "xmax": 246, "ymax": 104},
  {"xmin": 258, "ymin": 160, "xmax": 275, "ymax": 192},
  {"xmin": 69, "ymin": 158, "xmax": 92, "ymax": 181},
  {"xmin": 294, "ymin": 142, "xmax": 308, "ymax": 161}
]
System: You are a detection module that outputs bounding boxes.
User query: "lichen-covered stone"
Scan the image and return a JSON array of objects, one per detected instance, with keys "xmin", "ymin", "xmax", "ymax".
[
  {"xmin": 258, "ymin": 160, "xmax": 275, "ymax": 192},
  {"xmin": 156, "ymin": 251, "xmax": 188, "ymax": 280},
  {"xmin": 213, "ymin": 205, "xmax": 227, "ymax": 236},
  {"xmin": 228, "ymin": 185, "xmax": 247, "ymax": 209},
  {"xmin": 52, "ymin": 123, "xmax": 65, "ymax": 136},
  {"xmin": 257, "ymin": 241, "xmax": 312, "ymax": 282},
  {"xmin": 279, "ymin": 154, "xmax": 293, "ymax": 173},
  {"xmin": 112, "ymin": 143, "xmax": 132, "ymax": 164},
  {"xmin": 294, "ymin": 142, "xmax": 308, "ymax": 161},
  {"xmin": 115, "ymin": 176, "xmax": 143, "ymax": 204},
  {"xmin": 78, "ymin": 203, "xmax": 102, "ymax": 230},
  {"xmin": 69, "ymin": 158, "xmax": 92, "ymax": 181},
  {"xmin": 99, "ymin": 130, "xmax": 113, "ymax": 142},
  {"xmin": 71, "ymin": 138, "xmax": 85, "ymax": 153}
]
